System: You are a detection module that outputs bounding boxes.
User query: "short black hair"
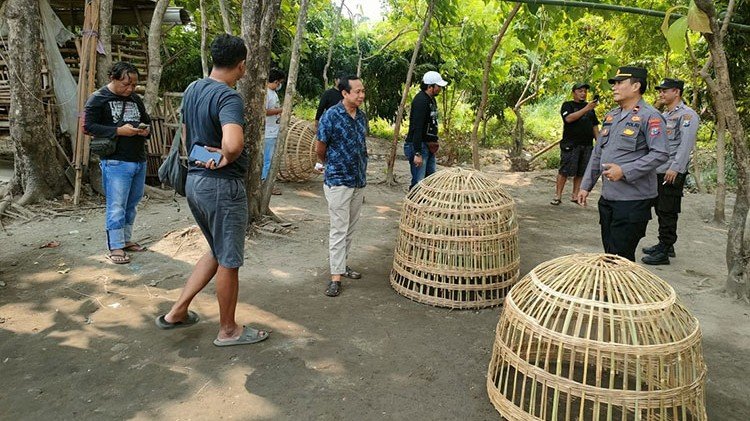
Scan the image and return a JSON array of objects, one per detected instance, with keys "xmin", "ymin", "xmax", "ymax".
[
  {"xmin": 335, "ymin": 71, "xmax": 348, "ymax": 82},
  {"xmin": 630, "ymin": 77, "xmax": 647, "ymax": 94},
  {"xmin": 337, "ymin": 75, "xmax": 361, "ymax": 94},
  {"xmin": 268, "ymin": 68, "xmax": 286, "ymax": 83},
  {"xmin": 210, "ymin": 34, "xmax": 247, "ymax": 68},
  {"xmin": 109, "ymin": 62, "xmax": 139, "ymax": 80}
]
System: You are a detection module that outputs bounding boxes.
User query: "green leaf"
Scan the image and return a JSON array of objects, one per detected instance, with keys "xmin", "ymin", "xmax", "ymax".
[
  {"xmin": 526, "ymin": 2, "xmax": 539, "ymax": 14},
  {"xmin": 664, "ymin": 16, "xmax": 689, "ymax": 53},
  {"xmin": 687, "ymin": 0, "xmax": 713, "ymax": 34}
]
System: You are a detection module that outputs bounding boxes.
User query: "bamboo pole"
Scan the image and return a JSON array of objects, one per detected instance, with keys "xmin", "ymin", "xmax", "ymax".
[
  {"xmin": 501, "ymin": 0, "xmax": 750, "ymax": 32},
  {"xmin": 73, "ymin": 0, "xmax": 101, "ymax": 205}
]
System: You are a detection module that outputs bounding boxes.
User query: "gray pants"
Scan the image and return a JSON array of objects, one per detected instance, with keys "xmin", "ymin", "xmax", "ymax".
[{"xmin": 324, "ymin": 185, "xmax": 364, "ymax": 275}]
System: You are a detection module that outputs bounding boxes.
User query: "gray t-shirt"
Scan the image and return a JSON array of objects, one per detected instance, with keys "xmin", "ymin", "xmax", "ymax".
[{"xmin": 183, "ymin": 78, "xmax": 247, "ymax": 179}]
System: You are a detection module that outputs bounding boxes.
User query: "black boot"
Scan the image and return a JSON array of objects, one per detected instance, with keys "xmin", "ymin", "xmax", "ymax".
[
  {"xmin": 642, "ymin": 243, "xmax": 676, "ymax": 257},
  {"xmin": 642, "ymin": 248, "xmax": 670, "ymax": 265}
]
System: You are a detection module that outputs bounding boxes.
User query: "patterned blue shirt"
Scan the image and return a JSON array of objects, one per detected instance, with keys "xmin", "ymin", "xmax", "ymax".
[{"xmin": 317, "ymin": 102, "xmax": 368, "ymax": 188}]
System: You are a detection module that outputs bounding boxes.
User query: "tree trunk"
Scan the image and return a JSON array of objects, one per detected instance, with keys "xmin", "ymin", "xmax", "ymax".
[
  {"xmin": 509, "ymin": 106, "xmax": 530, "ymax": 172},
  {"xmin": 714, "ymin": 118, "xmax": 726, "ymax": 224},
  {"xmin": 199, "ymin": 0, "xmax": 209, "ymax": 78},
  {"xmin": 260, "ymin": 0, "xmax": 310, "ymax": 215},
  {"xmin": 143, "ymin": 0, "xmax": 169, "ymax": 116},
  {"xmin": 470, "ymin": 3, "xmax": 520, "ymax": 170},
  {"xmin": 240, "ymin": 0, "xmax": 281, "ymax": 223},
  {"xmin": 218, "ymin": 0, "xmax": 233, "ymax": 35},
  {"xmin": 323, "ymin": 0, "xmax": 346, "ymax": 88},
  {"xmin": 96, "ymin": 0, "xmax": 114, "ymax": 86},
  {"xmin": 385, "ymin": 0, "xmax": 435, "ymax": 185},
  {"xmin": 3, "ymin": 0, "xmax": 68, "ymax": 205},
  {"xmin": 695, "ymin": 0, "xmax": 750, "ymax": 299}
]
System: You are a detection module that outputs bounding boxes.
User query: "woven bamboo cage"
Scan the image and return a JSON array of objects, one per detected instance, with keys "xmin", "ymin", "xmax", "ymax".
[
  {"xmin": 487, "ymin": 253, "xmax": 707, "ymax": 421},
  {"xmin": 277, "ymin": 118, "xmax": 319, "ymax": 182},
  {"xmin": 390, "ymin": 168, "xmax": 519, "ymax": 309}
]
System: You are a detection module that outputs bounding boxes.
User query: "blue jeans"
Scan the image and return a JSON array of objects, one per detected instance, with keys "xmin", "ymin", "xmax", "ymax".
[
  {"xmin": 404, "ymin": 142, "xmax": 436, "ymax": 189},
  {"xmin": 262, "ymin": 135, "xmax": 278, "ymax": 180},
  {"xmin": 100, "ymin": 159, "xmax": 147, "ymax": 250}
]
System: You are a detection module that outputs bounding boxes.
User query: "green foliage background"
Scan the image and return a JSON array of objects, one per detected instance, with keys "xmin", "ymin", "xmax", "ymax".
[{"xmin": 157, "ymin": 0, "xmax": 745, "ymax": 185}]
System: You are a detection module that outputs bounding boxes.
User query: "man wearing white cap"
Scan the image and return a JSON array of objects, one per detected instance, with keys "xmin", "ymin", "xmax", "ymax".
[{"xmin": 404, "ymin": 70, "xmax": 448, "ymax": 189}]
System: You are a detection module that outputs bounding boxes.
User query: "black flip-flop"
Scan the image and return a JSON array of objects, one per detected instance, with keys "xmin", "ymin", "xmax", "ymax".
[
  {"xmin": 155, "ymin": 311, "xmax": 200, "ymax": 330},
  {"xmin": 550, "ymin": 198, "xmax": 562, "ymax": 206}
]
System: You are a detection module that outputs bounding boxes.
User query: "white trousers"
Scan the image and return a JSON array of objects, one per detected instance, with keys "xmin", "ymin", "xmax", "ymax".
[{"xmin": 324, "ymin": 185, "xmax": 364, "ymax": 275}]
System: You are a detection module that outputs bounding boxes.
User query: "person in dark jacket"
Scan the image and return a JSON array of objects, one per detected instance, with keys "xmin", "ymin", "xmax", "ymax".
[
  {"xmin": 314, "ymin": 72, "xmax": 345, "ymax": 129},
  {"xmin": 84, "ymin": 61, "xmax": 151, "ymax": 264},
  {"xmin": 404, "ymin": 71, "xmax": 447, "ymax": 189}
]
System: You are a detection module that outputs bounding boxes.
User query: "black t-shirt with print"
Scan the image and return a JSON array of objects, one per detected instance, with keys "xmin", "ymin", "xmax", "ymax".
[{"xmin": 83, "ymin": 86, "xmax": 150, "ymax": 162}]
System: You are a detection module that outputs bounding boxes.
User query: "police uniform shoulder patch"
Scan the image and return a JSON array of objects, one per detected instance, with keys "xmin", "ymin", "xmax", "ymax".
[
  {"xmin": 682, "ymin": 114, "xmax": 692, "ymax": 127},
  {"xmin": 648, "ymin": 117, "xmax": 662, "ymax": 137}
]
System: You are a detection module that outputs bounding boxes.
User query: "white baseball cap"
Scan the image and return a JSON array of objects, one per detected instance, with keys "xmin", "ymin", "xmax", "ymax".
[{"xmin": 422, "ymin": 71, "xmax": 448, "ymax": 87}]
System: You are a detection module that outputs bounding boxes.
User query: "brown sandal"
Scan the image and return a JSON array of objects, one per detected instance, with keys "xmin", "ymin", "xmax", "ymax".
[
  {"xmin": 123, "ymin": 243, "xmax": 147, "ymax": 252},
  {"xmin": 107, "ymin": 250, "xmax": 130, "ymax": 264}
]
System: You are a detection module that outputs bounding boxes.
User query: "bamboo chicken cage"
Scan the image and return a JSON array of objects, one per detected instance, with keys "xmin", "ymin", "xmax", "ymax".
[
  {"xmin": 486, "ymin": 253, "xmax": 707, "ymax": 421},
  {"xmin": 390, "ymin": 168, "xmax": 519, "ymax": 309},
  {"xmin": 277, "ymin": 118, "xmax": 319, "ymax": 182}
]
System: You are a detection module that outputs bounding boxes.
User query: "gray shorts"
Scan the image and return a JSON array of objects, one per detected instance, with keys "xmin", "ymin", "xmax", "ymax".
[{"xmin": 186, "ymin": 174, "xmax": 248, "ymax": 268}]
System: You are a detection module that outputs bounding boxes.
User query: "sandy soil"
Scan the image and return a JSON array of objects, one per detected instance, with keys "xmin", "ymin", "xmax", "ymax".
[{"xmin": 1, "ymin": 148, "xmax": 748, "ymax": 420}]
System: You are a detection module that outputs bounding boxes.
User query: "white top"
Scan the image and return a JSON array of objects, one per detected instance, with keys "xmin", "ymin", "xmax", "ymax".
[{"xmin": 265, "ymin": 88, "xmax": 281, "ymax": 138}]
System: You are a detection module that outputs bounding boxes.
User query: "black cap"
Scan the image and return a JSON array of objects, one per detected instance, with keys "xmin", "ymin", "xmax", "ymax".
[
  {"xmin": 608, "ymin": 66, "xmax": 647, "ymax": 84},
  {"xmin": 655, "ymin": 78, "xmax": 684, "ymax": 91},
  {"xmin": 572, "ymin": 82, "xmax": 590, "ymax": 91}
]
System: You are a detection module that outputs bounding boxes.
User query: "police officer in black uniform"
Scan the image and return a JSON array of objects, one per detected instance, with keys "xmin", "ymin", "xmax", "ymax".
[{"xmin": 577, "ymin": 66, "xmax": 669, "ymax": 261}]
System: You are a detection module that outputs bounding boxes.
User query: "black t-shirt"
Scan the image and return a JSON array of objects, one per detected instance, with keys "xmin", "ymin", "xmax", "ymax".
[
  {"xmin": 315, "ymin": 88, "xmax": 343, "ymax": 121},
  {"xmin": 405, "ymin": 90, "xmax": 439, "ymax": 150},
  {"xmin": 83, "ymin": 86, "xmax": 150, "ymax": 162},
  {"xmin": 561, "ymin": 100, "xmax": 599, "ymax": 147},
  {"xmin": 182, "ymin": 78, "xmax": 247, "ymax": 179}
]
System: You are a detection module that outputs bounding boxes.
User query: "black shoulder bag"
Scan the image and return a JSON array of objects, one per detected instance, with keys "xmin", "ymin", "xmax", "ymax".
[
  {"xmin": 158, "ymin": 81, "xmax": 196, "ymax": 196},
  {"xmin": 90, "ymin": 101, "xmax": 126, "ymax": 157}
]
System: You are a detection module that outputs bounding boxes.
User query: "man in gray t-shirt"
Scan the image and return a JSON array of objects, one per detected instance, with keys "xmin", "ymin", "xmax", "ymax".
[{"xmin": 156, "ymin": 35, "xmax": 269, "ymax": 348}]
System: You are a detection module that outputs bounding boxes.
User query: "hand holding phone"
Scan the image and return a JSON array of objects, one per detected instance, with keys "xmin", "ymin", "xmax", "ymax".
[
  {"xmin": 138, "ymin": 123, "xmax": 150, "ymax": 130},
  {"xmin": 189, "ymin": 145, "xmax": 223, "ymax": 169},
  {"xmin": 593, "ymin": 94, "xmax": 600, "ymax": 103}
]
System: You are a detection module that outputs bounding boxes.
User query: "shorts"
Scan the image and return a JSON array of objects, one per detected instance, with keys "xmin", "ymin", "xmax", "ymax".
[
  {"xmin": 186, "ymin": 174, "xmax": 248, "ymax": 268},
  {"xmin": 559, "ymin": 144, "xmax": 592, "ymax": 177}
]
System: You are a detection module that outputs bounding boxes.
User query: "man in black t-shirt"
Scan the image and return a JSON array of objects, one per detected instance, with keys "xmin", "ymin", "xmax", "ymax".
[
  {"xmin": 552, "ymin": 82, "xmax": 600, "ymax": 205},
  {"xmin": 315, "ymin": 73, "xmax": 345, "ymax": 129}
]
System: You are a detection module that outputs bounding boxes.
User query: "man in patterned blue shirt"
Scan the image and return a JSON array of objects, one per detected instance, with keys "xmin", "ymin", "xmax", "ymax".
[{"xmin": 316, "ymin": 75, "xmax": 368, "ymax": 297}]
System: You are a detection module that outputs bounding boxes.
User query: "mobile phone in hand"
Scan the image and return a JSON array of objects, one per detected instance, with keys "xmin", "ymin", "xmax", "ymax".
[
  {"xmin": 138, "ymin": 123, "xmax": 150, "ymax": 130},
  {"xmin": 189, "ymin": 145, "xmax": 223, "ymax": 165},
  {"xmin": 593, "ymin": 94, "xmax": 600, "ymax": 102}
]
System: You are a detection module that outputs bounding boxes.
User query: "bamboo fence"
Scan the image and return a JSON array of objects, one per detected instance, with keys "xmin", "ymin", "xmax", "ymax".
[
  {"xmin": 390, "ymin": 167, "xmax": 519, "ymax": 309},
  {"xmin": 487, "ymin": 253, "xmax": 707, "ymax": 420}
]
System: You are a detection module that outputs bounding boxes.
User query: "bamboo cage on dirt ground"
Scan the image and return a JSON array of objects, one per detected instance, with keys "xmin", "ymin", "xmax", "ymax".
[
  {"xmin": 487, "ymin": 253, "xmax": 707, "ymax": 421},
  {"xmin": 390, "ymin": 167, "xmax": 519, "ymax": 309},
  {"xmin": 277, "ymin": 118, "xmax": 319, "ymax": 182}
]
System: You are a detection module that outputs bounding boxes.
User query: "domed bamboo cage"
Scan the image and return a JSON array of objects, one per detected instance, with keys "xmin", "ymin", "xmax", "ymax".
[
  {"xmin": 390, "ymin": 168, "xmax": 519, "ymax": 309},
  {"xmin": 277, "ymin": 118, "xmax": 319, "ymax": 182},
  {"xmin": 487, "ymin": 253, "xmax": 707, "ymax": 421}
]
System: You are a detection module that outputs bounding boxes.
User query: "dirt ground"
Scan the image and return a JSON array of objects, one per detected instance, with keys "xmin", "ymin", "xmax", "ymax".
[{"xmin": 1, "ymin": 148, "xmax": 749, "ymax": 420}]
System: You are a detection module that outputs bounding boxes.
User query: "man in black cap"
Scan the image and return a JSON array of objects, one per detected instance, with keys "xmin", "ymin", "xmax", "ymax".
[
  {"xmin": 577, "ymin": 66, "xmax": 669, "ymax": 261},
  {"xmin": 551, "ymin": 82, "xmax": 600, "ymax": 205},
  {"xmin": 641, "ymin": 78, "xmax": 700, "ymax": 265}
]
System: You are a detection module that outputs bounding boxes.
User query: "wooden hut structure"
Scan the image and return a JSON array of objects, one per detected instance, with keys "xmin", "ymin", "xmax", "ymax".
[{"xmin": 0, "ymin": 0, "xmax": 190, "ymax": 202}]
